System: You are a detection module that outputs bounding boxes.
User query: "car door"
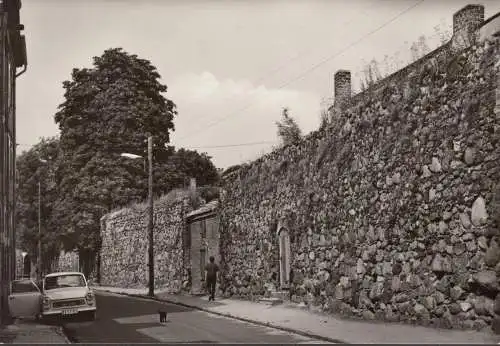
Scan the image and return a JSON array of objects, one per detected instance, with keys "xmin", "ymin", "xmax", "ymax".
[{"xmin": 8, "ymin": 279, "xmax": 42, "ymax": 318}]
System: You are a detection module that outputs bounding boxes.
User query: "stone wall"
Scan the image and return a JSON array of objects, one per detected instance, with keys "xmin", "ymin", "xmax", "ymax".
[
  {"xmin": 56, "ymin": 250, "xmax": 79, "ymax": 273},
  {"xmin": 219, "ymin": 32, "xmax": 500, "ymax": 331},
  {"xmin": 99, "ymin": 189, "xmax": 199, "ymax": 292}
]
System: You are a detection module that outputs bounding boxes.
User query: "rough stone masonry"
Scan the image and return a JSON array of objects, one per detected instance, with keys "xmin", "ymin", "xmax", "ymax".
[
  {"xmin": 96, "ymin": 4, "xmax": 500, "ymax": 333},
  {"xmin": 99, "ymin": 189, "xmax": 197, "ymax": 292},
  {"xmin": 219, "ymin": 9, "xmax": 500, "ymax": 332}
]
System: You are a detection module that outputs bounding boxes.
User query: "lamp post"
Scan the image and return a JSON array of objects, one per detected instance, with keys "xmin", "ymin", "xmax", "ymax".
[
  {"xmin": 37, "ymin": 158, "xmax": 47, "ymax": 282},
  {"xmin": 21, "ymin": 251, "xmax": 27, "ymax": 278},
  {"xmin": 121, "ymin": 136, "xmax": 154, "ymax": 297}
]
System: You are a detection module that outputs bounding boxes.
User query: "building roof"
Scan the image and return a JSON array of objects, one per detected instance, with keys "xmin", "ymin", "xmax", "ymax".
[{"xmin": 186, "ymin": 200, "xmax": 219, "ymax": 219}]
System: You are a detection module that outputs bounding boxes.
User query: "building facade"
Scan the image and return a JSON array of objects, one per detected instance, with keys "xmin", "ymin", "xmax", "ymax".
[{"xmin": 0, "ymin": 0, "xmax": 27, "ymax": 325}]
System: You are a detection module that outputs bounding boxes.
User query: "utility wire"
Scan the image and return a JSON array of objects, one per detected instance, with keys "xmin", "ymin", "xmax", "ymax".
[
  {"xmin": 181, "ymin": 0, "xmax": 381, "ymax": 120},
  {"xmin": 16, "ymin": 140, "xmax": 278, "ymax": 150},
  {"xmin": 193, "ymin": 140, "xmax": 277, "ymax": 149},
  {"xmin": 177, "ymin": 0, "xmax": 425, "ymax": 141},
  {"xmin": 18, "ymin": 2, "xmax": 426, "ymax": 155}
]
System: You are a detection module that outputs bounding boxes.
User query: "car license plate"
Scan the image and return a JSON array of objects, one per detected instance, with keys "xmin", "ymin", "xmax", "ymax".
[{"xmin": 62, "ymin": 309, "xmax": 77, "ymax": 316}]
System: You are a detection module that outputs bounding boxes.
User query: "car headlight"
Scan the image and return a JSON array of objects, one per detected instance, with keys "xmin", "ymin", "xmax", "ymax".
[
  {"xmin": 42, "ymin": 296, "xmax": 51, "ymax": 308},
  {"xmin": 86, "ymin": 292, "xmax": 95, "ymax": 305}
]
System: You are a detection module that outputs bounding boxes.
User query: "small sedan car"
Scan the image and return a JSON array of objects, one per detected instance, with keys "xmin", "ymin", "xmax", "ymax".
[
  {"xmin": 8, "ymin": 272, "xmax": 96, "ymax": 322},
  {"xmin": 41, "ymin": 271, "xmax": 97, "ymax": 321}
]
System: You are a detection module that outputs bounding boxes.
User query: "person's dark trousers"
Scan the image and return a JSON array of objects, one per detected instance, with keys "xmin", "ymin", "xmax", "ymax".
[{"xmin": 207, "ymin": 277, "xmax": 216, "ymax": 300}]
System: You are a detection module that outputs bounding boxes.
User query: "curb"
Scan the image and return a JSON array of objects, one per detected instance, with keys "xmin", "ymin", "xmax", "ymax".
[{"xmin": 96, "ymin": 289, "xmax": 347, "ymax": 344}]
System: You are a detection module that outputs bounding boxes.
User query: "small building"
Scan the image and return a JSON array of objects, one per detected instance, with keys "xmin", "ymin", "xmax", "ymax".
[{"xmin": 185, "ymin": 200, "xmax": 220, "ymax": 295}]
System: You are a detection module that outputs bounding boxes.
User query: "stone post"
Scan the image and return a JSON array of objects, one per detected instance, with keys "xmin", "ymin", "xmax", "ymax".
[{"xmin": 451, "ymin": 4, "xmax": 485, "ymax": 50}]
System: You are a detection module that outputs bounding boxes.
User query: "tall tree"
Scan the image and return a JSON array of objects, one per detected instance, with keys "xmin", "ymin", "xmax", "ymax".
[
  {"xmin": 53, "ymin": 48, "xmax": 178, "ymax": 275},
  {"xmin": 16, "ymin": 137, "xmax": 60, "ymax": 271}
]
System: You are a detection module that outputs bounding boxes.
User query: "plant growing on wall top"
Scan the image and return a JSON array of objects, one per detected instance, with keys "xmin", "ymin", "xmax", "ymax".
[{"xmin": 276, "ymin": 107, "xmax": 302, "ymax": 146}]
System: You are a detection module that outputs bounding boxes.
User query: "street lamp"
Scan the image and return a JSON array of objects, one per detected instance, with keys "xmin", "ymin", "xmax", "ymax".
[
  {"xmin": 37, "ymin": 158, "xmax": 47, "ymax": 281},
  {"xmin": 21, "ymin": 251, "xmax": 27, "ymax": 278},
  {"xmin": 120, "ymin": 136, "xmax": 154, "ymax": 297}
]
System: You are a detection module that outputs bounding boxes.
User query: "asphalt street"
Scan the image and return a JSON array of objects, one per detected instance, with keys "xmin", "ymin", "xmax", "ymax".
[{"xmin": 61, "ymin": 292, "xmax": 330, "ymax": 343}]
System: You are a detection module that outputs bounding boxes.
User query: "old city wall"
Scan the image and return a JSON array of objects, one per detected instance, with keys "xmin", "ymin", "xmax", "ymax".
[
  {"xmin": 56, "ymin": 250, "xmax": 79, "ymax": 273},
  {"xmin": 219, "ymin": 5, "xmax": 500, "ymax": 330},
  {"xmin": 99, "ymin": 189, "xmax": 196, "ymax": 292},
  {"xmin": 14, "ymin": 249, "xmax": 80, "ymax": 280}
]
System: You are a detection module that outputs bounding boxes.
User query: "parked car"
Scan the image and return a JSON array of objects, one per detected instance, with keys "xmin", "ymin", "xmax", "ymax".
[
  {"xmin": 7, "ymin": 271, "xmax": 97, "ymax": 322},
  {"xmin": 41, "ymin": 271, "xmax": 97, "ymax": 321}
]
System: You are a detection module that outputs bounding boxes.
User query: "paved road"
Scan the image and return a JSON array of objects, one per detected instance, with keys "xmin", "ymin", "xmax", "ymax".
[{"xmin": 62, "ymin": 292, "xmax": 330, "ymax": 343}]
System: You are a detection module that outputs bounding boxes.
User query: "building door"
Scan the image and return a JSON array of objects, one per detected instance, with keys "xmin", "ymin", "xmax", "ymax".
[
  {"xmin": 278, "ymin": 228, "xmax": 291, "ymax": 289},
  {"xmin": 200, "ymin": 249, "xmax": 206, "ymax": 283},
  {"xmin": 190, "ymin": 220, "xmax": 208, "ymax": 295}
]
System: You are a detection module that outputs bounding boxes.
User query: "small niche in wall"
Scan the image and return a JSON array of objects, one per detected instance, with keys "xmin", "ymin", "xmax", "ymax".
[{"xmin": 262, "ymin": 240, "xmax": 271, "ymax": 253}]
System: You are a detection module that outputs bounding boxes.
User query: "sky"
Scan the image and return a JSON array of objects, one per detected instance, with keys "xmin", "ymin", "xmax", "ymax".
[{"xmin": 15, "ymin": 0, "xmax": 500, "ymax": 169}]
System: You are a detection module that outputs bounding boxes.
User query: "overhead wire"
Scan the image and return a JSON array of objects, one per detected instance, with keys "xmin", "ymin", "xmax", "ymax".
[
  {"xmin": 176, "ymin": 0, "xmax": 426, "ymax": 142},
  {"xmin": 194, "ymin": 140, "xmax": 277, "ymax": 149},
  {"xmin": 17, "ymin": 1, "xmax": 427, "ymax": 154},
  {"xmin": 16, "ymin": 140, "xmax": 279, "ymax": 150},
  {"xmin": 180, "ymin": 0, "xmax": 382, "ymax": 121}
]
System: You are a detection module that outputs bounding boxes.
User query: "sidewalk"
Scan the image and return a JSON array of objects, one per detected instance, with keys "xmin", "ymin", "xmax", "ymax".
[
  {"xmin": 0, "ymin": 319, "xmax": 70, "ymax": 344},
  {"xmin": 93, "ymin": 285, "xmax": 499, "ymax": 344}
]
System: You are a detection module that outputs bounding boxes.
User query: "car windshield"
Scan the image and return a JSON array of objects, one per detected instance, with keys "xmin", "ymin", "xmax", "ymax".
[{"xmin": 44, "ymin": 274, "xmax": 86, "ymax": 290}]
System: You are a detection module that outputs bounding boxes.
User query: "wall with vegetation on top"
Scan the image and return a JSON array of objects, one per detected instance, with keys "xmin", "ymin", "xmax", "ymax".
[
  {"xmin": 99, "ymin": 188, "xmax": 205, "ymax": 292},
  {"xmin": 219, "ymin": 22, "xmax": 500, "ymax": 331}
]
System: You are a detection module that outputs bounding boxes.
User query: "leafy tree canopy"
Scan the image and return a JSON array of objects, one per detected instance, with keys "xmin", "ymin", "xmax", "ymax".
[
  {"xmin": 51, "ymin": 48, "xmax": 219, "ymax": 263},
  {"xmin": 16, "ymin": 137, "xmax": 60, "ymax": 270}
]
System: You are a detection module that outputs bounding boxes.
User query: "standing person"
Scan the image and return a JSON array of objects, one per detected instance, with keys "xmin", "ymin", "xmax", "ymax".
[{"xmin": 205, "ymin": 256, "xmax": 219, "ymax": 301}]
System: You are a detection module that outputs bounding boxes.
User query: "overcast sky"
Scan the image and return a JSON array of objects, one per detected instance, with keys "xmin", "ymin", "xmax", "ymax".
[{"xmin": 16, "ymin": 0, "xmax": 500, "ymax": 169}]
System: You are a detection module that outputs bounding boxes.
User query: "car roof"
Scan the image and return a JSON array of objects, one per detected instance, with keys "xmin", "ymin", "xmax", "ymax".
[{"xmin": 44, "ymin": 271, "xmax": 85, "ymax": 278}]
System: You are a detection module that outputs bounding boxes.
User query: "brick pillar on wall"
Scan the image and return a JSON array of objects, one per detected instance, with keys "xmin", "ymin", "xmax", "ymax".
[
  {"xmin": 334, "ymin": 70, "xmax": 351, "ymax": 111},
  {"xmin": 451, "ymin": 4, "xmax": 485, "ymax": 50}
]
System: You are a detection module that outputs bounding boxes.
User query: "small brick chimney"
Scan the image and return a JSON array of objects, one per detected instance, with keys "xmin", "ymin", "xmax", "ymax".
[
  {"xmin": 452, "ymin": 4, "xmax": 485, "ymax": 49},
  {"xmin": 334, "ymin": 70, "xmax": 351, "ymax": 110},
  {"xmin": 453, "ymin": 4, "xmax": 484, "ymax": 34}
]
